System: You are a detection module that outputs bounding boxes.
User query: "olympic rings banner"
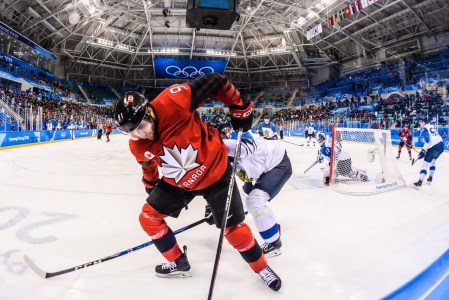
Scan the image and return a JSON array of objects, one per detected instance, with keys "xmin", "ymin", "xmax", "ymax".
[{"xmin": 154, "ymin": 58, "xmax": 227, "ymax": 79}]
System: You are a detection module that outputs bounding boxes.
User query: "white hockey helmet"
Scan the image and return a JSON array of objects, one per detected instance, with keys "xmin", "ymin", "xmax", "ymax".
[{"xmin": 317, "ymin": 132, "xmax": 326, "ymax": 145}]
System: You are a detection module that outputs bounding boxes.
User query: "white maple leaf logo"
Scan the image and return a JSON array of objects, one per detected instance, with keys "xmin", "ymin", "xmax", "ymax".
[{"xmin": 160, "ymin": 144, "xmax": 200, "ymax": 183}]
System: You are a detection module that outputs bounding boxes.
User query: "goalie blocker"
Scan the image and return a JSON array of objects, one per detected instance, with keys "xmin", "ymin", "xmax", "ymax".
[{"xmin": 329, "ymin": 126, "xmax": 406, "ymax": 195}]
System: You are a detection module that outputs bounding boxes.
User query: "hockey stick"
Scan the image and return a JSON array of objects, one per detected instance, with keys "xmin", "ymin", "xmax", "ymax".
[
  {"xmin": 282, "ymin": 140, "xmax": 304, "ymax": 147},
  {"xmin": 303, "ymin": 159, "xmax": 320, "ymax": 174},
  {"xmin": 23, "ymin": 218, "xmax": 206, "ymax": 279},
  {"xmin": 411, "ymin": 157, "xmax": 422, "ymax": 166},
  {"xmin": 208, "ymin": 128, "xmax": 243, "ymax": 300},
  {"xmin": 402, "ymin": 142, "xmax": 419, "ymax": 154}
]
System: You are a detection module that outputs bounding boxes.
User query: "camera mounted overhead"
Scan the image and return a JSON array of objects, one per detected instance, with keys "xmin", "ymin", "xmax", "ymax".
[{"xmin": 186, "ymin": 0, "xmax": 240, "ymax": 30}]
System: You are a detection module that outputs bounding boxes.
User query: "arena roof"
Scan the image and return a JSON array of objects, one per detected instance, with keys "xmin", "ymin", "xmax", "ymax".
[{"xmin": 0, "ymin": 0, "xmax": 448, "ymax": 88}]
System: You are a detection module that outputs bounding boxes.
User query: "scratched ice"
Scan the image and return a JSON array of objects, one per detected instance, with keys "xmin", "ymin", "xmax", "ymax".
[{"xmin": 1, "ymin": 135, "xmax": 449, "ymax": 300}]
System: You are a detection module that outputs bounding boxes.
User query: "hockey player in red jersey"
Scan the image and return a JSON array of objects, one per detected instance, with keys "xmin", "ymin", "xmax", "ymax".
[
  {"xmin": 396, "ymin": 124, "xmax": 413, "ymax": 160},
  {"xmin": 112, "ymin": 73, "xmax": 281, "ymax": 292}
]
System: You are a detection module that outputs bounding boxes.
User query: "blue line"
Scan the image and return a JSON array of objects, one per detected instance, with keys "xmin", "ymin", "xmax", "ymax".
[{"xmin": 382, "ymin": 247, "xmax": 449, "ymax": 300}]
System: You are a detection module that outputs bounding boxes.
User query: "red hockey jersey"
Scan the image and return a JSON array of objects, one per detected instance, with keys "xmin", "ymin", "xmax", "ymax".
[
  {"xmin": 129, "ymin": 77, "xmax": 245, "ymax": 191},
  {"xmin": 399, "ymin": 128, "xmax": 412, "ymax": 144}
]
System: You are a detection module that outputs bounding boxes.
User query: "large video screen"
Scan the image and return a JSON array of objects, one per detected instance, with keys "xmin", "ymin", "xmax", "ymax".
[{"xmin": 154, "ymin": 58, "xmax": 227, "ymax": 79}]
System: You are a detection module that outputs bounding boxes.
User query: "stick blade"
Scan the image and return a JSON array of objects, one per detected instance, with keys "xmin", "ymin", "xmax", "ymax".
[{"xmin": 24, "ymin": 255, "xmax": 48, "ymax": 279}]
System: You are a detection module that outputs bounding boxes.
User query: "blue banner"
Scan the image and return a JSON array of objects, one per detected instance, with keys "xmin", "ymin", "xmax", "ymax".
[
  {"xmin": 0, "ymin": 129, "xmax": 121, "ymax": 148},
  {"xmin": 0, "ymin": 131, "xmax": 39, "ymax": 147},
  {"xmin": 354, "ymin": 103, "xmax": 377, "ymax": 111},
  {"xmin": 154, "ymin": 58, "xmax": 226, "ymax": 79},
  {"xmin": 0, "ymin": 22, "xmax": 56, "ymax": 61},
  {"xmin": 0, "ymin": 70, "xmax": 20, "ymax": 82},
  {"xmin": 73, "ymin": 129, "xmax": 94, "ymax": 139},
  {"xmin": 331, "ymin": 107, "xmax": 350, "ymax": 115},
  {"xmin": 39, "ymin": 130, "xmax": 72, "ymax": 142}
]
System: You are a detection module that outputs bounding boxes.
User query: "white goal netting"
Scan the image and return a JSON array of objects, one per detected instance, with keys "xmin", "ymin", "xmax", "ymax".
[{"xmin": 330, "ymin": 127, "xmax": 406, "ymax": 195}]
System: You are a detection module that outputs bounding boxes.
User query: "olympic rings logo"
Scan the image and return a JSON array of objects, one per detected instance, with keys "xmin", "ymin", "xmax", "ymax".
[{"xmin": 165, "ymin": 66, "xmax": 215, "ymax": 78}]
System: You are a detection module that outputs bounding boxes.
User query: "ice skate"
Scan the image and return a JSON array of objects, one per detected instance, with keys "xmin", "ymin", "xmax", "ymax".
[
  {"xmin": 427, "ymin": 176, "xmax": 433, "ymax": 185},
  {"xmin": 155, "ymin": 247, "xmax": 191, "ymax": 278},
  {"xmin": 396, "ymin": 155, "xmax": 400, "ymax": 159},
  {"xmin": 257, "ymin": 265, "xmax": 282, "ymax": 291},
  {"xmin": 261, "ymin": 238, "xmax": 282, "ymax": 258},
  {"xmin": 413, "ymin": 180, "xmax": 422, "ymax": 190}
]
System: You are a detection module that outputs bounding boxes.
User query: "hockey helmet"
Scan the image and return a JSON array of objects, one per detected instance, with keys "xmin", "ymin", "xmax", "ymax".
[
  {"xmin": 208, "ymin": 115, "xmax": 231, "ymax": 135},
  {"xmin": 113, "ymin": 92, "xmax": 149, "ymax": 132},
  {"xmin": 317, "ymin": 132, "xmax": 326, "ymax": 145},
  {"xmin": 418, "ymin": 117, "xmax": 428, "ymax": 124}
]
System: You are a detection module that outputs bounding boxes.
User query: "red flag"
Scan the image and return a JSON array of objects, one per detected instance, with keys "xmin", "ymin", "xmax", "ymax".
[
  {"xmin": 344, "ymin": 6, "xmax": 352, "ymax": 17},
  {"xmin": 325, "ymin": 18, "xmax": 332, "ymax": 29}
]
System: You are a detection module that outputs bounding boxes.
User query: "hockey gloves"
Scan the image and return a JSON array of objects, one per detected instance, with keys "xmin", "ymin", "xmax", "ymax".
[
  {"xmin": 418, "ymin": 149, "xmax": 426, "ymax": 160},
  {"xmin": 204, "ymin": 204, "xmax": 215, "ymax": 225},
  {"xmin": 143, "ymin": 178, "xmax": 160, "ymax": 195},
  {"xmin": 229, "ymin": 100, "xmax": 254, "ymax": 132}
]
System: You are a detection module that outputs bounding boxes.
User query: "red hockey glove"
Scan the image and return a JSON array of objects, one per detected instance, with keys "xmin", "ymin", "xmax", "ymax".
[{"xmin": 229, "ymin": 101, "xmax": 253, "ymax": 132}]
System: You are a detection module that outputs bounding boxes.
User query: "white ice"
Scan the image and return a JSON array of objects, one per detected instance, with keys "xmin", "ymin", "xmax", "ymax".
[{"xmin": 1, "ymin": 134, "xmax": 449, "ymax": 300}]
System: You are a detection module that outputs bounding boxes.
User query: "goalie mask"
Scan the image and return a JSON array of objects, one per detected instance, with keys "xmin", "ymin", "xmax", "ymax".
[{"xmin": 317, "ymin": 132, "xmax": 326, "ymax": 146}]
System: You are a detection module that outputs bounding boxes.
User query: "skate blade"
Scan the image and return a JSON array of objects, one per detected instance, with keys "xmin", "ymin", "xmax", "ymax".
[
  {"xmin": 412, "ymin": 185, "xmax": 420, "ymax": 190},
  {"xmin": 155, "ymin": 270, "xmax": 192, "ymax": 278},
  {"xmin": 264, "ymin": 249, "xmax": 282, "ymax": 258}
]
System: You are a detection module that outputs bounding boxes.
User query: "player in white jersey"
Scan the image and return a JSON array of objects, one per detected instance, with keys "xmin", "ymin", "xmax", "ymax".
[
  {"xmin": 413, "ymin": 118, "xmax": 444, "ymax": 189},
  {"xmin": 306, "ymin": 122, "xmax": 316, "ymax": 146},
  {"xmin": 208, "ymin": 115, "xmax": 292, "ymax": 257},
  {"xmin": 317, "ymin": 132, "xmax": 368, "ymax": 185},
  {"xmin": 257, "ymin": 116, "xmax": 279, "ymax": 139}
]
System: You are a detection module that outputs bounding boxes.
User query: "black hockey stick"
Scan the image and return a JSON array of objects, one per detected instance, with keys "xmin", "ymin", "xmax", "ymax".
[
  {"xmin": 402, "ymin": 142, "xmax": 419, "ymax": 154},
  {"xmin": 411, "ymin": 157, "xmax": 422, "ymax": 166},
  {"xmin": 282, "ymin": 140, "xmax": 304, "ymax": 147},
  {"xmin": 208, "ymin": 128, "xmax": 243, "ymax": 300},
  {"xmin": 24, "ymin": 218, "xmax": 206, "ymax": 279}
]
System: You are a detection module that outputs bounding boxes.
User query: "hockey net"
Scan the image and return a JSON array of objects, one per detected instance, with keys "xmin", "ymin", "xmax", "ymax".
[{"xmin": 330, "ymin": 126, "xmax": 406, "ymax": 195}]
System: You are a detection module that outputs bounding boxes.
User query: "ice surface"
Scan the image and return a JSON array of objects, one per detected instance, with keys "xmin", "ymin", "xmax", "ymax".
[{"xmin": 1, "ymin": 135, "xmax": 448, "ymax": 300}]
